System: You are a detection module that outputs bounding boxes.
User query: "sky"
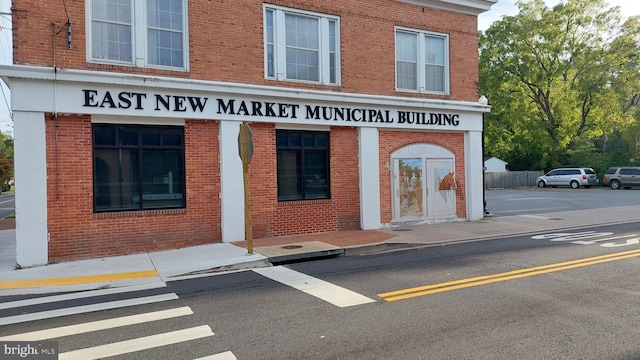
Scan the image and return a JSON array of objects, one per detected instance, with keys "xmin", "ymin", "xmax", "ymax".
[
  {"xmin": 0, "ymin": 0, "xmax": 639, "ymax": 136},
  {"xmin": 478, "ymin": 0, "xmax": 640, "ymax": 31}
]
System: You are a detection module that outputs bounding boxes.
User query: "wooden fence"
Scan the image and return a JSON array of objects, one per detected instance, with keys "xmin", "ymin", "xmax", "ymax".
[{"xmin": 484, "ymin": 171, "xmax": 544, "ymax": 189}]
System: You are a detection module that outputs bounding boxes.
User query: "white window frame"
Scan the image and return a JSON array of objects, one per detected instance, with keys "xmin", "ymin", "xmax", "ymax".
[
  {"xmin": 86, "ymin": 0, "xmax": 190, "ymax": 71},
  {"xmin": 264, "ymin": 4, "xmax": 340, "ymax": 86},
  {"xmin": 395, "ymin": 27, "xmax": 449, "ymax": 95}
]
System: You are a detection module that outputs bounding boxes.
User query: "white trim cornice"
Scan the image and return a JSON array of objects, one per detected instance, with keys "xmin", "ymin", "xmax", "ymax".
[{"xmin": 396, "ymin": 0, "xmax": 497, "ymax": 16}]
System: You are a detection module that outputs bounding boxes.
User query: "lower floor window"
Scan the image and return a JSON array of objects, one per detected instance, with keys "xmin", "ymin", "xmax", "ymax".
[
  {"xmin": 276, "ymin": 130, "xmax": 330, "ymax": 201},
  {"xmin": 93, "ymin": 124, "xmax": 185, "ymax": 212}
]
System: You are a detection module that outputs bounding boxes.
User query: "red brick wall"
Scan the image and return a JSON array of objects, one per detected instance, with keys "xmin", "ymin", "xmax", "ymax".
[
  {"xmin": 248, "ymin": 124, "xmax": 360, "ymax": 238},
  {"xmin": 46, "ymin": 115, "xmax": 222, "ymax": 261},
  {"xmin": 378, "ymin": 131, "xmax": 466, "ymax": 223},
  {"xmin": 12, "ymin": 0, "xmax": 478, "ymax": 101}
]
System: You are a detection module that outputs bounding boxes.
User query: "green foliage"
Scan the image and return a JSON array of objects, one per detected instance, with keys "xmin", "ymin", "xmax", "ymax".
[{"xmin": 480, "ymin": 0, "xmax": 640, "ymax": 171}]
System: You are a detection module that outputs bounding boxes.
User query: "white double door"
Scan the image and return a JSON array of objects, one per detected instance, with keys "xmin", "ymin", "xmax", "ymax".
[{"xmin": 392, "ymin": 158, "xmax": 456, "ymax": 222}]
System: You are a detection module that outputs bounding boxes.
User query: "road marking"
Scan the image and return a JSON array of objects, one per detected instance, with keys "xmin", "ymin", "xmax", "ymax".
[
  {"xmin": 0, "ymin": 270, "xmax": 160, "ymax": 289},
  {"xmin": 195, "ymin": 351, "xmax": 238, "ymax": 360},
  {"xmin": 0, "ymin": 306, "xmax": 193, "ymax": 341},
  {"xmin": 0, "ymin": 293, "xmax": 178, "ymax": 326},
  {"xmin": 379, "ymin": 249, "xmax": 640, "ymax": 302},
  {"xmin": 58, "ymin": 325, "xmax": 214, "ymax": 360},
  {"xmin": 254, "ymin": 266, "xmax": 375, "ymax": 308},
  {"xmin": 0, "ymin": 282, "xmax": 167, "ymax": 310}
]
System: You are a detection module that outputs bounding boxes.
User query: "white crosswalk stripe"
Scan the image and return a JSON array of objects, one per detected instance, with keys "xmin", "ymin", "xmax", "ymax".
[
  {"xmin": 0, "ymin": 282, "xmax": 167, "ymax": 310},
  {"xmin": 0, "ymin": 293, "xmax": 179, "ymax": 326},
  {"xmin": 0, "ymin": 287, "xmax": 236, "ymax": 359},
  {"xmin": 58, "ymin": 325, "xmax": 215, "ymax": 360},
  {"xmin": 0, "ymin": 306, "xmax": 194, "ymax": 341},
  {"xmin": 195, "ymin": 351, "xmax": 238, "ymax": 360},
  {"xmin": 253, "ymin": 266, "xmax": 376, "ymax": 307}
]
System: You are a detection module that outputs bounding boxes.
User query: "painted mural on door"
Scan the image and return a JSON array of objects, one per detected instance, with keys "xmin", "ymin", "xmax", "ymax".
[
  {"xmin": 427, "ymin": 159, "xmax": 456, "ymax": 218},
  {"xmin": 391, "ymin": 144, "xmax": 457, "ymax": 223},
  {"xmin": 397, "ymin": 159, "xmax": 423, "ymax": 218}
]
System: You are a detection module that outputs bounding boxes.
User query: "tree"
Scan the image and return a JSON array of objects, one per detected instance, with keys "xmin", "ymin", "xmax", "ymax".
[{"xmin": 479, "ymin": 0, "xmax": 640, "ymax": 171}]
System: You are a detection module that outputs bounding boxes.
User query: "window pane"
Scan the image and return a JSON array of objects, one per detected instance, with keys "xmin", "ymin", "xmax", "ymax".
[
  {"xmin": 147, "ymin": 0, "xmax": 184, "ymax": 67},
  {"xmin": 163, "ymin": 129, "xmax": 183, "ymax": 146},
  {"xmin": 396, "ymin": 32, "xmax": 417, "ymax": 62},
  {"xmin": 425, "ymin": 64, "xmax": 445, "ymax": 92},
  {"xmin": 397, "ymin": 61, "xmax": 417, "ymax": 90},
  {"xmin": 266, "ymin": 10, "xmax": 275, "ymax": 78},
  {"xmin": 303, "ymin": 133, "xmax": 314, "ymax": 147},
  {"xmin": 289, "ymin": 132, "xmax": 301, "ymax": 147},
  {"xmin": 141, "ymin": 149, "xmax": 184, "ymax": 209},
  {"xmin": 304, "ymin": 150, "xmax": 328, "ymax": 199},
  {"xmin": 141, "ymin": 128, "xmax": 161, "ymax": 146},
  {"xmin": 277, "ymin": 150, "xmax": 302, "ymax": 201},
  {"xmin": 329, "ymin": 21, "xmax": 336, "ymax": 84},
  {"xmin": 315, "ymin": 133, "xmax": 328, "ymax": 148},
  {"xmin": 119, "ymin": 127, "xmax": 138, "ymax": 145},
  {"xmin": 93, "ymin": 0, "xmax": 131, "ymax": 23},
  {"xmin": 91, "ymin": 0, "xmax": 133, "ymax": 62},
  {"xmin": 94, "ymin": 125, "xmax": 185, "ymax": 212},
  {"xmin": 92, "ymin": 22, "xmax": 133, "ymax": 62},
  {"xmin": 425, "ymin": 36, "xmax": 445, "ymax": 65},
  {"xmin": 276, "ymin": 130, "xmax": 330, "ymax": 201},
  {"xmin": 285, "ymin": 13, "xmax": 319, "ymax": 81},
  {"xmin": 94, "ymin": 126, "xmax": 116, "ymax": 145},
  {"xmin": 396, "ymin": 31, "xmax": 417, "ymax": 90},
  {"xmin": 94, "ymin": 148, "xmax": 140, "ymax": 211}
]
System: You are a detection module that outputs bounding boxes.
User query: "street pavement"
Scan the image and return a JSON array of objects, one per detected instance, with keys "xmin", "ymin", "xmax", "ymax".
[{"xmin": 1, "ymin": 204, "xmax": 640, "ymax": 296}]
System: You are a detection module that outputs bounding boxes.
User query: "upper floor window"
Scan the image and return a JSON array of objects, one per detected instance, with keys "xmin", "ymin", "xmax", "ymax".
[
  {"xmin": 264, "ymin": 5, "xmax": 340, "ymax": 85},
  {"xmin": 87, "ymin": 0, "xmax": 189, "ymax": 70},
  {"xmin": 396, "ymin": 28, "xmax": 449, "ymax": 94}
]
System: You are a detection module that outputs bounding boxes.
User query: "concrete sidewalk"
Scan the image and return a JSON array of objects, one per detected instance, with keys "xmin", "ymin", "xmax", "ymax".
[{"xmin": 2, "ymin": 204, "xmax": 640, "ymax": 296}]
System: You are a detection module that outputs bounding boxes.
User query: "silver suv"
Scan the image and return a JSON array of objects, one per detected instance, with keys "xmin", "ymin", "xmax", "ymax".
[
  {"xmin": 602, "ymin": 166, "xmax": 640, "ymax": 189},
  {"xmin": 536, "ymin": 168, "xmax": 598, "ymax": 189}
]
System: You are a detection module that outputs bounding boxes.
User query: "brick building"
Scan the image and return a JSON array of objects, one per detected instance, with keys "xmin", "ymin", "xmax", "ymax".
[{"xmin": 0, "ymin": 0, "xmax": 495, "ymax": 267}]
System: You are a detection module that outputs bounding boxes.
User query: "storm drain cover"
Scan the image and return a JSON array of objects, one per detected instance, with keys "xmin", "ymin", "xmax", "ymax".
[
  {"xmin": 281, "ymin": 245, "xmax": 303, "ymax": 249},
  {"xmin": 393, "ymin": 228, "xmax": 413, "ymax": 232},
  {"xmin": 548, "ymin": 217, "xmax": 564, "ymax": 221}
]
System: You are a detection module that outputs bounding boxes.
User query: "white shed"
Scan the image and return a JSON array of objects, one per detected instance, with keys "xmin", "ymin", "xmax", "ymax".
[{"xmin": 484, "ymin": 157, "xmax": 508, "ymax": 173}]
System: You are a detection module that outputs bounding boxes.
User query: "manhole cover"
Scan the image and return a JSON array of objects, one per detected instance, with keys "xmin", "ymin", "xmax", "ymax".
[
  {"xmin": 393, "ymin": 228, "xmax": 413, "ymax": 232},
  {"xmin": 281, "ymin": 245, "xmax": 303, "ymax": 249}
]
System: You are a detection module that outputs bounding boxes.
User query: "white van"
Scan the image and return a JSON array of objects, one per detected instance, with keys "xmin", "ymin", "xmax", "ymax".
[{"xmin": 536, "ymin": 168, "xmax": 598, "ymax": 189}]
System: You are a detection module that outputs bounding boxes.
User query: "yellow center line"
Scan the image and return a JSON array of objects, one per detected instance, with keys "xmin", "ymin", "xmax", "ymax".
[
  {"xmin": 379, "ymin": 249, "xmax": 640, "ymax": 302},
  {"xmin": 0, "ymin": 270, "xmax": 159, "ymax": 289}
]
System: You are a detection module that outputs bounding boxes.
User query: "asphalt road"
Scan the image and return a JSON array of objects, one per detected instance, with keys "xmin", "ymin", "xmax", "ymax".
[
  {"xmin": 485, "ymin": 186, "xmax": 640, "ymax": 216},
  {"xmin": 2, "ymin": 220, "xmax": 639, "ymax": 359},
  {"xmin": 0, "ymin": 192, "xmax": 14, "ymax": 219}
]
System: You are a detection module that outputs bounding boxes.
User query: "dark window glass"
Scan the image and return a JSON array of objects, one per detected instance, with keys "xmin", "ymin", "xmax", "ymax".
[
  {"xmin": 163, "ymin": 129, "xmax": 183, "ymax": 146},
  {"xmin": 93, "ymin": 124, "xmax": 185, "ymax": 212},
  {"xmin": 141, "ymin": 128, "xmax": 161, "ymax": 146},
  {"xmin": 119, "ymin": 127, "xmax": 139, "ymax": 146},
  {"xmin": 276, "ymin": 130, "xmax": 329, "ymax": 201},
  {"xmin": 94, "ymin": 125, "xmax": 116, "ymax": 145}
]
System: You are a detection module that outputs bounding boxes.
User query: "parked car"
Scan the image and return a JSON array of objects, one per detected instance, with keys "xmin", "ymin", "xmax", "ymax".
[
  {"xmin": 602, "ymin": 166, "xmax": 640, "ymax": 189},
  {"xmin": 536, "ymin": 168, "xmax": 598, "ymax": 189}
]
